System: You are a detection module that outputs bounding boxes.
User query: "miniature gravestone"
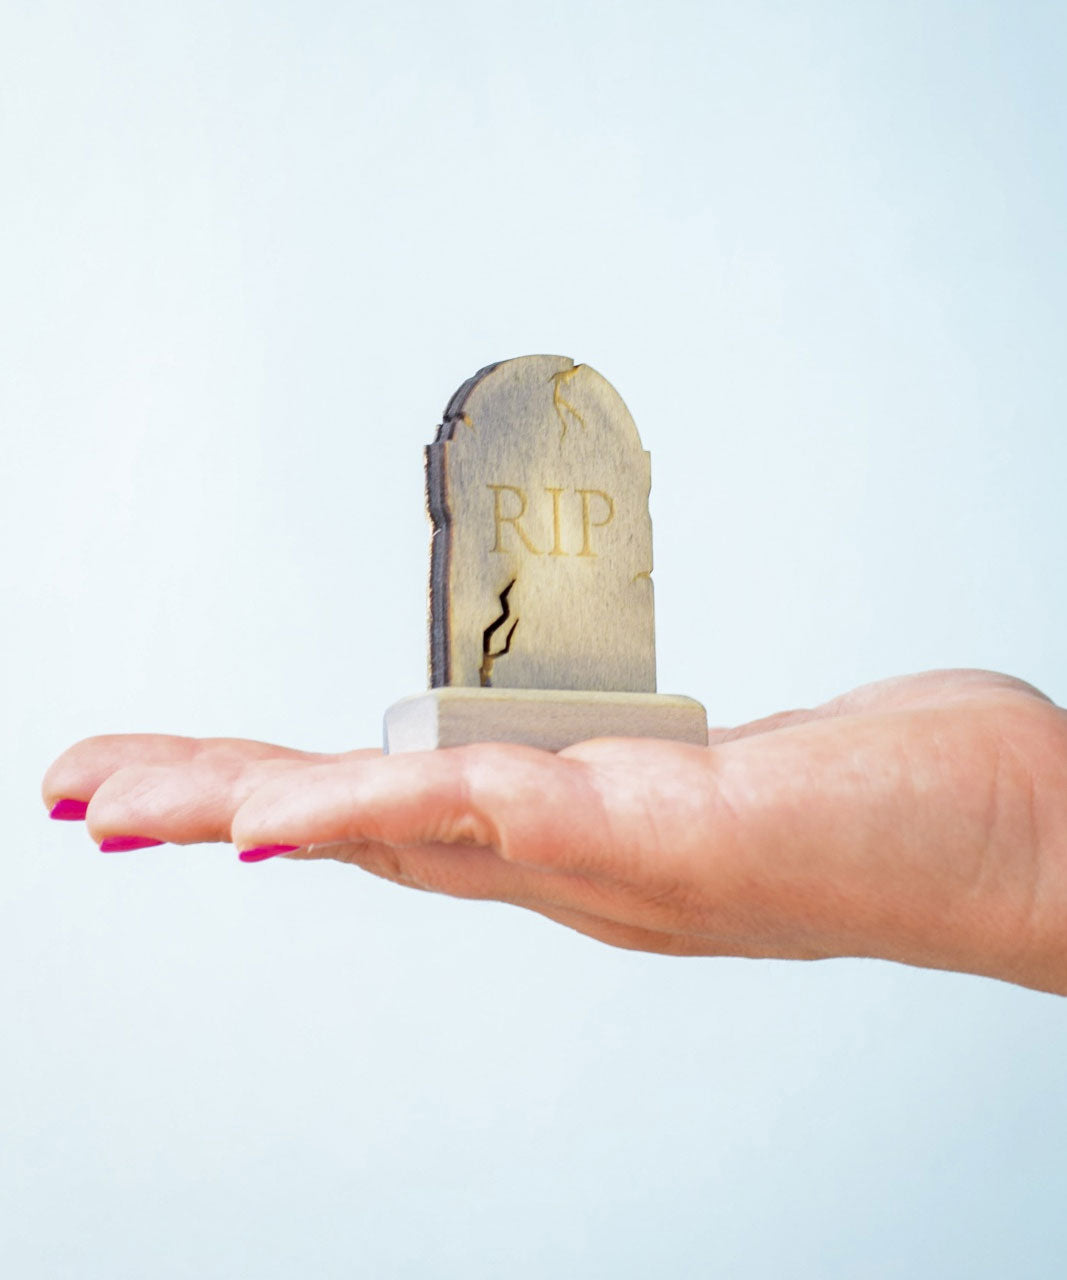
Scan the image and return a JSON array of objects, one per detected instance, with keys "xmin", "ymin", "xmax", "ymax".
[{"xmin": 383, "ymin": 355, "xmax": 708, "ymax": 752}]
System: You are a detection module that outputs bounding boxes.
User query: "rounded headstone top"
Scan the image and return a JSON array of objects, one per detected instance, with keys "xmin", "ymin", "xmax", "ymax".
[
  {"xmin": 435, "ymin": 355, "xmax": 645, "ymax": 454},
  {"xmin": 426, "ymin": 354, "xmax": 656, "ymax": 692}
]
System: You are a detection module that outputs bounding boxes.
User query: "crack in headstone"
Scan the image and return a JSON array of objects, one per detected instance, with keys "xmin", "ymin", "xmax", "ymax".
[
  {"xmin": 551, "ymin": 367, "xmax": 587, "ymax": 440},
  {"xmin": 479, "ymin": 580, "xmax": 519, "ymax": 688}
]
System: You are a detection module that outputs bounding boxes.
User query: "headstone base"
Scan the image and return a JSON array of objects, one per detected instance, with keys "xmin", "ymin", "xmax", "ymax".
[{"xmin": 383, "ymin": 688, "xmax": 708, "ymax": 754}]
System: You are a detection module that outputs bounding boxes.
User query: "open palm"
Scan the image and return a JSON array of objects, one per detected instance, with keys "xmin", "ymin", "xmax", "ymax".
[{"xmin": 42, "ymin": 669, "xmax": 1067, "ymax": 994}]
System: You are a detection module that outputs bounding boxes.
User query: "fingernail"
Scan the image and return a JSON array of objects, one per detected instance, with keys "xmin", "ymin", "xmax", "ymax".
[
  {"xmin": 99, "ymin": 835, "xmax": 165, "ymax": 852},
  {"xmin": 239, "ymin": 844, "xmax": 299, "ymax": 863},
  {"xmin": 50, "ymin": 798, "xmax": 89, "ymax": 821}
]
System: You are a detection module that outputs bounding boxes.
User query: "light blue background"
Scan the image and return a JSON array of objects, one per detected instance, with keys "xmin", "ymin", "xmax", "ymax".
[{"xmin": 3, "ymin": 2, "xmax": 1066, "ymax": 1275}]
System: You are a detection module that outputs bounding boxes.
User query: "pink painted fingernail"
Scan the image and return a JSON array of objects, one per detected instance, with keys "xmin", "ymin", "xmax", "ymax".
[
  {"xmin": 239, "ymin": 844, "xmax": 299, "ymax": 863},
  {"xmin": 50, "ymin": 798, "xmax": 89, "ymax": 821},
  {"xmin": 99, "ymin": 835, "xmax": 164, "ymax": 852}
]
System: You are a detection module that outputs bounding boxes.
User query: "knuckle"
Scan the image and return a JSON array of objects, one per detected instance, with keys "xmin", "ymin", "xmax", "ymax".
[{"xmin": 433, "ymin": 811, "xmax": 492, "ymax": 847}]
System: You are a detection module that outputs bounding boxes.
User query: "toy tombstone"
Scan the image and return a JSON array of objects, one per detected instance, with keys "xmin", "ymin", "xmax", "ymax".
[{"xmin": 383, "ymin": 355, "xmax": 707, "ymax": 752}]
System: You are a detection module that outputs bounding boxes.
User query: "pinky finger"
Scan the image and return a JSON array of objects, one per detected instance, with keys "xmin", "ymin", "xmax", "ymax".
[
  {"xmin": 250, "ymin": 838, "xmax": 540, "ymax": 905},
  {"xmin": 519, "ymin": 903, "xmax": 711, "ymax": 955}
]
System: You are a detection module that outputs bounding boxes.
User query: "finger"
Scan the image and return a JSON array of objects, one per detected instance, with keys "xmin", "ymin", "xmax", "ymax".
[
  {"xmin": 261, "ymin": 833, "xmax": 832, "ymax": 960},
  {"xmin": 706, "ymin": 670, "xmax": 1053, "ymax": 746},
  {"xmin": 85, "ymin": 752, "xmax": 379, "ymax": 847},
  {"xmin": 42, "ymin": 733, "xmax": 358, "ymax": 815},
  {"xmin": 282, "ymin": 834, "xmax": 731, "ymax": 947},
  {"xmin": 285, "ymin": 838, "xmax": 710, "ymax": 944},
  {"xmin": 706, "ymin": 710, "xmax": 816, "ymax": 744},
  {"xmin": 44, "ymin": 734, "xmax": 202, "ymax": 813},
  {"xmin": 293, "ymin": 838, "xmax": 552, "ymax": 903},
  {"xmin": 229, "ymin": 743, "xmax": 651, "ymax": 875},
  {"xmin": 523, "ymin": 903, "xmax": 732, "ymax": 956},
  {"xmin": 230, "ymin": 739, "xmax": 739, "ymax": 908},
  {"xmin": 813, "ymin": 669, "xmax": 1052, "ymax": 718}
]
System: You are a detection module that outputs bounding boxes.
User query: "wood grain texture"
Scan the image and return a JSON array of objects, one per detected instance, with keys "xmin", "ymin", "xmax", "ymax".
[{"xmin": 427, "ymin": 355, "xmax": 656, "ymax": 692}]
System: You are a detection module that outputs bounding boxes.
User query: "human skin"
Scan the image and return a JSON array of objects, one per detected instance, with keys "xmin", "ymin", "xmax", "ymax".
[{"xmin": 41, "ymin": 669, "xmax": 1067, "ymax": 995}]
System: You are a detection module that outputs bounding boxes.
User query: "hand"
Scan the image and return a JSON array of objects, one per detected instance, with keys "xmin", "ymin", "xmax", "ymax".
[{"xmin": 41, "ymin": 670, "xmax": 1067, "ymax": 994}]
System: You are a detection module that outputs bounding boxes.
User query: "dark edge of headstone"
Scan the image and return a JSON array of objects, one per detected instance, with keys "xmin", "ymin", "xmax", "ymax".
[
  {"xmin": 427, "ymin": 360, "xmax": 502, "ymax": 687},
  {"xmin": 426, "ymin": 441, "xmax": 450, "ymax": 687},
  {"xmin": 434, "ymin": 360, "xmax": 503, "ymax": 442}
]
